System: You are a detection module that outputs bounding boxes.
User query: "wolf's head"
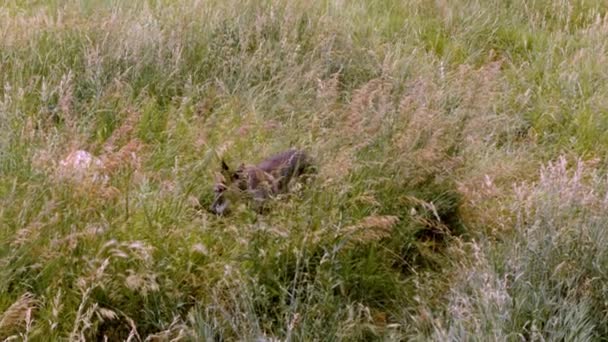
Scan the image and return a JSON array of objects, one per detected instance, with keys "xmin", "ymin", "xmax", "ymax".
[{"xmin": 210, "ymin": 160, "xmax": 243, "ymax": 215}]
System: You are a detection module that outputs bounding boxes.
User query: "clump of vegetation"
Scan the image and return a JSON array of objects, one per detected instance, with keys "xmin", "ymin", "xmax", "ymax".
[
  {"xmin": 415, "ymin": 157, "xmax": 608, "ymax": 340},
  {"xmin": 1, "ymin": 0, "xmax": 608, "ymax": 340}
]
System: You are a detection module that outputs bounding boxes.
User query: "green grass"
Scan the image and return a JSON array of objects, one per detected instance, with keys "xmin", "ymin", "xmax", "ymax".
[{"xmin": 1, "ymin": 0, "xmax": 608, "ymax": 340}]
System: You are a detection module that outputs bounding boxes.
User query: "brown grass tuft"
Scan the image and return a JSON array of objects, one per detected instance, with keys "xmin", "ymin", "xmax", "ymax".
[
  {"xmin": 143, "ymin": 316, "xmax": 191, "ymax": 342},
  {"xmin": 102, "ymin": 109, "xmax": 141, "ymax": 154},
  {"xmin": 0, "ymin": 292, "xmax": 38, "ymax": 338},
  {"xmin": 58, "ymin": 71, "xmax": 75, "ymax": 121},
  {"xmin": 342, "ymin": 215, "xmax": 399, "ymax": 244},
  {"xmin": 347, "ymin": 78, "xmax": 392, "ymax": 147},
  {"xmin": 317, "ymin": 71, "xmax": 341, "ymax": 106},
  {"xmin": 102, "ymin": 139, "xmax": 144, "ymax": 174},
  {"xmin": 125, "ymin": 270, "xmax": 160, "ymax": 296}
]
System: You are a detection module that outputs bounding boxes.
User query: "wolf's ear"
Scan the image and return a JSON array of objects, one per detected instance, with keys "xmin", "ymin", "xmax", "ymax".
[{"xmin": 220, "ymin": 160, "xmax": 234, "ymax": 182}]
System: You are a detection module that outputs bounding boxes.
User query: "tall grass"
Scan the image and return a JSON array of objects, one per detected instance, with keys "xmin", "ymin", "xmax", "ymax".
[
  {"xmin": 1, "ymin": 0, "xmax": 608, "ymax": 340},
  {"xmin": 413, "ymin": 157, "xmax": 608, "ymax": 340}
]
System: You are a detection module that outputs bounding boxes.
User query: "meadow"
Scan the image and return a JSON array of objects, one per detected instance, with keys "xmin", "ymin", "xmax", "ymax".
[{"xmin": 1, "ymin": 0, "xmax": 608, "ymax": 340}]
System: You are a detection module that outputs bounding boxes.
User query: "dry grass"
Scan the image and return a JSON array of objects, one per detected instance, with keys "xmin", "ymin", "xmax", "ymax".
[
  {"xmin": 0, "ymin": 292, "xmax": 38, "ymax": 340},
  {"xmin": 342, "ymin": 215, "xmax": 400, "ymax": 244},
  {"xmin": 409, "ymin": 156, "xmax": 608, "ymax": 339},
  {"xmin": 2, "ymin": 0, "xmax": 608, "ymax": 340}
]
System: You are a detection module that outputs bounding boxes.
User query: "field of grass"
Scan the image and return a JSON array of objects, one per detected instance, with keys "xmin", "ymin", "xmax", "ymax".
[{"xmin": 1, "ymin": 0, "xmax": 608, "ymax": 340}]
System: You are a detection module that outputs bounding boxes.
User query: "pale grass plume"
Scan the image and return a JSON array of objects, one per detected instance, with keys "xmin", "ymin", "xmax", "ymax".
[
  {"xmin": 48, "ymin": 289, "xmax": 64, "ymax": 332},
  {"xmin": 352, "ymin": 192, "xmax": 381, "ymax": 207},
  {"xmin": 202, "ymin": 265, "xmax": 264, "ymax": 340},
  {"xmin": 454, "ymin": 59, "xmax": 503, "ymax": 113},
  {"xmin": 50, "ymin": 223, "xmax": 107, "ymax": 253},
  {"xmin": 0, "ymin": 292, "xmax": 39, "ymax": 339},
  {"xmin": 57, "ymin": 71, "xmax": 75, "ymax": 120},
  {"xmin": 393, "ymin": 78, "xmax": 454, "ymax": 172},
  {"xmin": 31, "ymin": 144, "xmax": 59, "ymax": 173},
  {"xmin": 71, "ymin": 256, "xmax": 109, "ymax": 341},
  {"xmin": 316, "ymin": 70, "xmax": 341, "ymax": 106},
  {"xmin": 342, "ymin": 215, "xmax": 399, "ymax": 244},
  {"xmin": 101, "ymin": 138, "xmax": 144, "ymax": 174},
  {"xmin": 129, "ymin": 6, "xmax": 162, "ymax": 47},
  {"xmin": 346, "ymin": 78, "xmax": 392, "ymax": 147},
  {"xmin": 397, "ymin": 78, "xmax": 435, "ymax": 116},
  {"xmin": 95, "ymin": 309, "xmax": 141, "ymax": 342},
  {"xmin": 455, "ymin": 152, "xmax": 535, "ymax": 234},
  {"xmin": 453, "ymin": 242, "xmax": 511, "ymax": 317},
  {"xmin": 102, "ymin": 109, "xmax": 142, "ymax": 154},
  {"xmin": 318, "ymin": 148, "xmax": 353, "ymax": 182},
  {"xmin": 514, "ymin": 156, "xmax": 603, "ymax": 223},
  {"xmin": 11, "ymin": 200, "xmax": 60, "ymax": 249},
  {"xmin": 70, "ymin": 239, "xmax": 155, "ymax": 340},
  {"xmin": 125, "ymin": 270, "xmax": 160, "ymax": 296},
  {"xmin": 393, "ymin": 59, "xmax": 511, "ymax": 174},
  {"xmin": 454, "ymin": 60, "xmax": 522, "ymax": 154},
  {"xmin": 125, "ymin": 315, "xmax": 142, "ymax": 342},
  {"xmin": 108, "ymin": 240, "xmax": 155, "ymax": 265},
  {"xmin": 83, "ymin": 37, "xmax": 104, "ymax": 83},
  {"xmin": 0, "ymin": 7, "xmax": 63, "ymax": 47},
  {"xmin": 99, "ymin": 108, "xmax": 145, "ymax": 176},
  {"xmin": 536, "ymin": 156, "xmax": 596, "ymax": 207},
  {"xmin": 191, "ymin": 243, "xmax": 209, "ymax": 256},
  {"xmin": 96, "ymin": 307, "xmax": 118, "ymax": 322},
  {"xmin": 143, "ymin": 316, "xmax": 192, "ymax": 342},
  {"xmin": 336, "ymin": 302, "xmax": 378, "ymax": 339},
  {"xmin": 428, "ymin": 240, "xmax": 512, "ymax": 340},
  {"xmin": 11, "ymin": 221, "xmax": 42, "ymax": 249}
]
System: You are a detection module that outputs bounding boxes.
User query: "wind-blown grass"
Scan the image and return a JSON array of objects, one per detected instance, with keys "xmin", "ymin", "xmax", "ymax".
[
  {"xmin": 414, "ymin": 157, "xmax": 608, "ymax": 340},
  {"xmin": 1, "ymin": 0, "xmax": 608, "ymax": 340}
]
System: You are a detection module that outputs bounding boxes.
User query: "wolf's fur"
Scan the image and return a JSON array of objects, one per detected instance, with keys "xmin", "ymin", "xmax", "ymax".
[{"xmin": 210, "ymin": 149, "xmax": 313, "ymax": 215}]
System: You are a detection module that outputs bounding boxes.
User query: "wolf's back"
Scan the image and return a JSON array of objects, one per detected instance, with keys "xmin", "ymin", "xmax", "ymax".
[{"xmin": 257, "ymin": 149, "xmax": 312, "ymax": 191}]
